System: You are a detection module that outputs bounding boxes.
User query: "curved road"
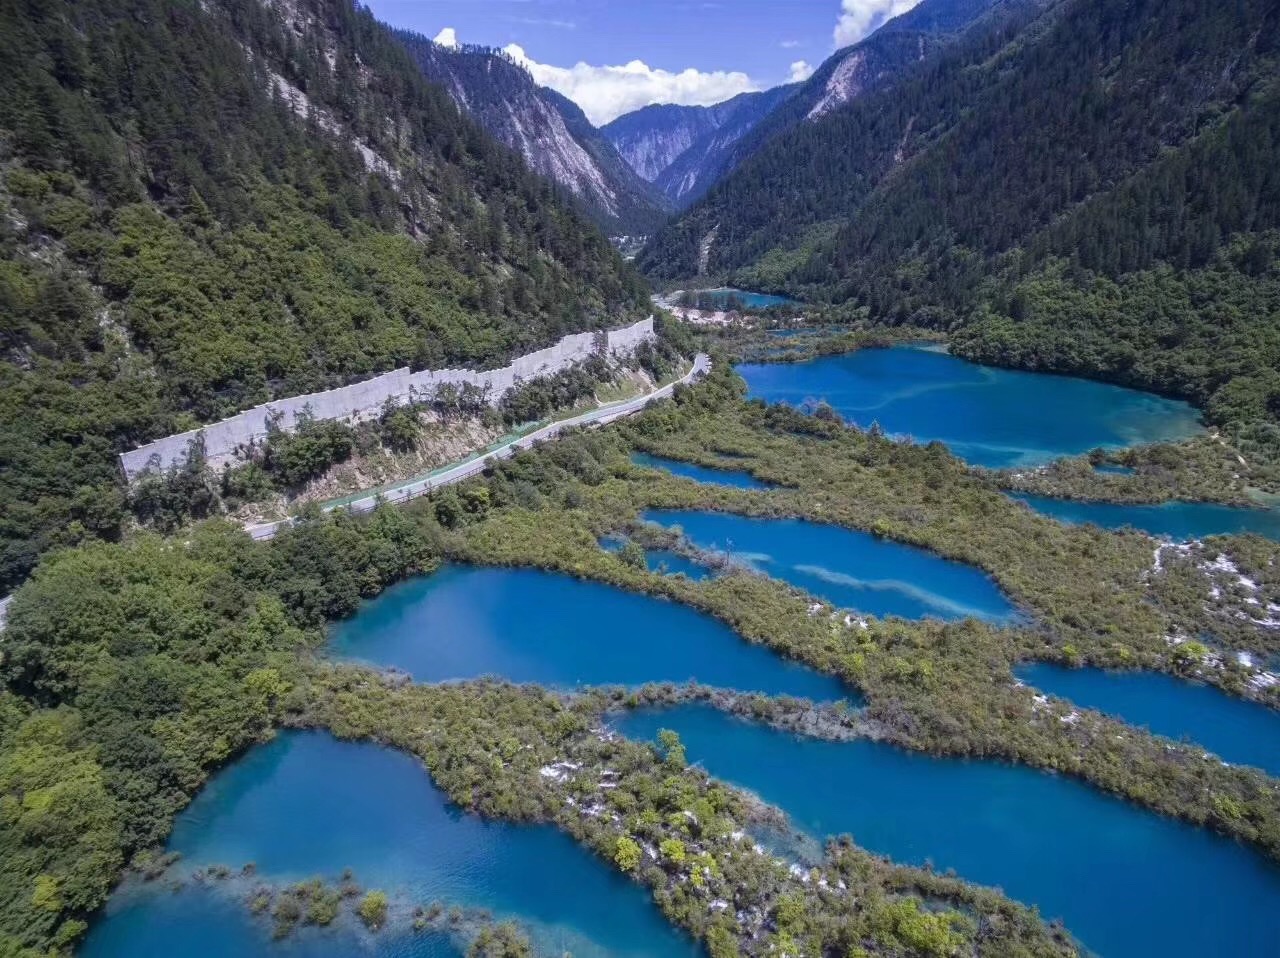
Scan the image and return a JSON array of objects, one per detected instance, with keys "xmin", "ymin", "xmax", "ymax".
[{"xmin": 245, "ymin": 354, "xmax": 710, "ymax": 542}]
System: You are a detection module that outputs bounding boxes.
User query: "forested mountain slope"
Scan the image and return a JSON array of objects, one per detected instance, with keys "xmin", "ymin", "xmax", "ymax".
[
  {"xmin": 642, "ymin": 0, "xmax": 1280, "ymax": 426},
  {"xmin": 609, "ymin": 0, "xmax": 1028, "ymax": 213},
  {"xmin": 396, "ymin": 35, "xmax": 672, "ymax": 235},
  {"xmin": 0, "ymin": 0, "xmax": 649, "ymax": 593}
]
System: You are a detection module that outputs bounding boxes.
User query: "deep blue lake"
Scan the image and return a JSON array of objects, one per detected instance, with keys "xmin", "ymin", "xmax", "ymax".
[
  {"xmin": 737, "ymin": 345, "xmax": 1203, "ymax": 468},
  {"xmin": 82, "ymin": 732, "xmax": 697, "ymax": 958},
  {"xmin": 615, "ymin": 705, "xmax": 1280, "ymax": 958},
  {"xmin": 642, "ymin": 509, "xmax": 1017, "ymax": 622},
  {"xmin": 330, "ymin": 564, "xmax": 843, "ymax": 699},
  {"xmin": 631, "ymin": 452, "xmax": 774, "ymax": 490},
  {"xmin": 1018, "ymin": 662, "xmax": 1280, "ymax": 776},
  {"xmin": 1008, "ymin": 492, "xmax": 1280, "ymax": 542}
]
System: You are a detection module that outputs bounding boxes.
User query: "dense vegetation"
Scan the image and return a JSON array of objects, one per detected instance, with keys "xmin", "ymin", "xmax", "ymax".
[
  {"xmin": 993, "ymin": 434, "xmax": 1280, "ymax": 506},
  {"xmin": 0, "ymin": 487, "xmax": 1069, "ymax": 956},
  {"xmin": 0, "ymin": 507, "xmax": 437, "ymax": 954},
  {"xmin": 0, "ymin": 0, "xmax": 649, "ymax": 593},
  {"xmin": 6, "ymin": 361, "xmax": 1280, "ymax": 955},
  {"xmin": 641, "ymin": 0, "xmax": 1280, "ymax": 426}
]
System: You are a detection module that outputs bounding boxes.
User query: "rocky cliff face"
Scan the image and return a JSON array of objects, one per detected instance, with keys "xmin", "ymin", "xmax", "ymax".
[
  {"xmin": 788, "ymin": 0, "xmax": 1010, "ymax": 122},
  {"xmin": 604, "ymin": 88, "xmax": 798, "ymax": 209},
  {"xmin": 602, "ymin": 101, "xmax": 739, "ymax": 184},
  {"xmin": 651, "ymin": 87, "xmax": 799, "ymax": 207},
  {"xmin": 398, "ymin": 35, "xmax": 671, "ymax": 235}
]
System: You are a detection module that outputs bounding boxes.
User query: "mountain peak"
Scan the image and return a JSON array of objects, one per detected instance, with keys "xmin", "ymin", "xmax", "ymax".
[{"xmin": 397, "ymin": 32, "xmax": 671, "ymax": 235}]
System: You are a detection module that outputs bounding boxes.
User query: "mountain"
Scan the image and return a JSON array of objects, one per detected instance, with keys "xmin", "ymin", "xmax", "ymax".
[
  {"xmin": 606, "ymin": 0, "xmax": 1014, "ymax": 211},
  {"xmin": 603, "ymin": 102, "xmax": 736, "ymax": 184},
  {"xmin": 604, "ymin": 88, "xmax": 798, "ymax": 208},
  {"xmin": 651, "ymin": 86, "xmax": 800, "ymax": 208},
  {"xmin": 396, "ymin": 35, "xmax": 672, "ymax": 236},
  {"xmin": 775, "ymin": 0, "xmax": 1046, "ymax": 132},
  {"xmin": 641, "ymin": 0, "xmax": 1280, "ymax": 426},
  {"xmin": 0, "ymin": 0, "xmax": 650, "ymax": 595}
]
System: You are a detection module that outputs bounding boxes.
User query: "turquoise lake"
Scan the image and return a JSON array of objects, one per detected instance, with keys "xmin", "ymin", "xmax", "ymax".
[
  {"xmin": 1018, "ymin": 662, "xmax": 1280, "ymax": 776},
  {"xmin": 330, "ymin": 564, "xmax": 844, "ymax": 699},
  {"xmin": 690, "ymin": 287, "xmax": 796, "ymax": 309},
  {"xmin": 642, "ymin": 509, "xmax": 1017, "ymax": 622},
  {"xmin": 737, "ymin": 345, "xmax": 1203, "ymax": 468},
  {"xmin": 1009, "ymin": 492, "xmax": 1280, "ymax": 541},
  {"xmin": 615, "ymin": 705, "xmax": 1280, "ymax": 958},
  {"xmin": 82, "ymin": 732, "xmax": 696, "ymax": 958},
  {"xmin": 631, "ymin": 452, "xmax": 774, "ymax": 490}
]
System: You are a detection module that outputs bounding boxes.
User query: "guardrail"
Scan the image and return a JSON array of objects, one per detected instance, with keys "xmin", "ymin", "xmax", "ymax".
[{"xmin": 244, "ymin": 354, "xmax": 709, "ymax": 542}]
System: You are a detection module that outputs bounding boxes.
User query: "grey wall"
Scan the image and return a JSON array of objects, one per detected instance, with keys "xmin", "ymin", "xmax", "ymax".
[{"xmin": 120, "ymin": 317, "xmax": 655, "ymax": 481}]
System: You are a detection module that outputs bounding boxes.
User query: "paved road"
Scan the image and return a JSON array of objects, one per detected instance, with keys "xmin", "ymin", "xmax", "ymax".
[{"xmin": 245, "ymin": 354, "xmax": 710, "ymax": 542}]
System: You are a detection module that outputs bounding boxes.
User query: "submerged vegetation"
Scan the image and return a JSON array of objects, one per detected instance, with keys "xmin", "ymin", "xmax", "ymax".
[
  {"xmin": 4, "ymin": 355, "xmax": 1280, "ymax": 955},
  {"xmin": 3, "ymin": 0, "xmax": 1277, "ymax": 953},
  {"xmin": 301, "ymin": 672, "xmax": 1076, "ymax": 958}
]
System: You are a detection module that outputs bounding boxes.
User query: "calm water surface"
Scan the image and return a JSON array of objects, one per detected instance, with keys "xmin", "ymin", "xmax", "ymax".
[
  {"xmin": 1009, "ymin": 492, "xmax": 1280, "ymax": 541},
  {"xmin": 691, "ymin": 288, "xmax": 796, "ymax": 309},
  {"xmin": 643, "ymin": 509, "xmax": 1017, "ymax": 622},
  {"xmin": 83, "ymin": 732, "xmax": 697, "ymax": 958},
  {"xmin": 615, "ymin": 705, "xmax": 1280, "ymax": 958},
  {"xmin": 632, "ymin": 452, "xmax": 774, "ymax": 490},
  {"xmin": 737, "ymin": 346, "xmax": 1203, "ymax": 468},
  {"xmin": 330, "ymin": 564, "xmax": 843, "ymax": 699},
  {"xmin": 1018, "ymin": 662, "xmax": 1280, "ymax": 775}
]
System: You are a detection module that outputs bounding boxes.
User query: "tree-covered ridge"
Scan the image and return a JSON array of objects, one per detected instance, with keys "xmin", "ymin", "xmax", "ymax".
[
  {"xmin": 637, "ymin": 0, "xmax": 1053, "ymax": 279},
  {"xmin": 951, "ymin": 94, "xmax": 1280, "ymax": 424},
  {"xmin": 648, "ymin": 0, "xmax": 1276, "ymax": 282},
  {"xmin": 0, "ymin": 0, "xmax": 649, "ymax": 592},
  {"xmin": 640, "ymin": 0, "xmax": 1280, "ymax": 423}
]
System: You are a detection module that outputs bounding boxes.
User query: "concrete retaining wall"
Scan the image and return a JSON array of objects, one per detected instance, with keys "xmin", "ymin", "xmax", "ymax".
[{"xmin": 120, "ymin": 317, "xmax": 654, "ymax": 481}]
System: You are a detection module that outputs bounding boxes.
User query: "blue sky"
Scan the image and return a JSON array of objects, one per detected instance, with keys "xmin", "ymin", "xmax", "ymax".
[{"xmin": 364, "ymin": 0, "xmax": 921, "ymax": 124}]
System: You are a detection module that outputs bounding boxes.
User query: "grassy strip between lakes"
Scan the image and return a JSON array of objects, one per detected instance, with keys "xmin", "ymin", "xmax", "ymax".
[
  {"xmin": 0, "ymin": 488, "xmax": 1074, "ymax": 958},
  {"xmin": 991, "ymin": 433, "xmax": 1280, "ymax": 506},
  {"xmin": 298, "ymin": 671, "xmax": 1078, "ymax": 958},
  {"xmin": 3, "ymin": 361, "xmax": 1279, "ymax": 956}
]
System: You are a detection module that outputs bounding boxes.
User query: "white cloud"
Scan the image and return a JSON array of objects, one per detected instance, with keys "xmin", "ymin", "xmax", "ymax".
[
  {"xmin": 780, "ymin": 39, "xmax": 803, "ymax": 49},
  {"xmin": 834, "ymin": 0, "xmax": 921, "ymax": 47},
  {"xmin": 433, "ymin": 27, "xmax": 459, "ymax": 49},
  {"xmin": 788, "ymin": 60, "xmax": 815, "ymax": 83},
  {"xmin": 501, "ymin": 43, "xmax": 757, "ymax": 125}
]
